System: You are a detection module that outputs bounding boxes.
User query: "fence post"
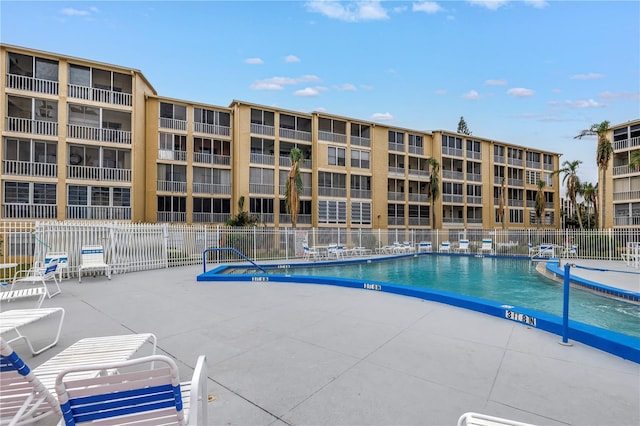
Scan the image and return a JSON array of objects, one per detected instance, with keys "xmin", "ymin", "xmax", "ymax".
[
  {"xmin": 560, "ymin": 263, "xmax": 572, "ymax": 346},
  {"xmin": 285, "ymin": 227, "xmax": 289, "ymax": 261},
  {"xmin": 162, "ymin": 223, "xmax": 169, "ymax": 269}
]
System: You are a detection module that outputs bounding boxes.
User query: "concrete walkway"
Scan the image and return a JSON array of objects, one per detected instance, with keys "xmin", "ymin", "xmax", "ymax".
[{"xmin": 10, "ymin": 264, "xmax": 640, "ymax": 426}]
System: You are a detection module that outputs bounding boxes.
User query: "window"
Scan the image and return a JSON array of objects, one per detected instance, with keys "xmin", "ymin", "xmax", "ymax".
[
  {"xmin": 250, "ymin": 137, "xmax": 275, "ymax": 155},
  {"xmin": 4, "ymin": 181, "xmax": 55, "ymax": 204},
  {"xmin": 159, "ymin": 102, "xmax": 186, "ymax": 120},
  {"xmin": 157, "ymin": 196, "xmax": 186, "ymax": 213},
  {"xmin": 388, "ymin": 130, "xmax": 404, "ymax": 149},
  {"xmin": 69, "ymin": 64, "xmax": 91, "ymax": 87},
  {"xmin": 351, "ymin": 149, "xmax": 370, "ymax": 168},
  {"xmin": 351, "ymin": 202, "xmax": 371, "ymax": 224},
  {"xmin": 467, "ymin": 161, "xmax": 481, "ymax": 175},
  {"xmin": 466, "ymin": 139, "xmax": 481, "ymax": 154},
  {"xmin": 467, "ymin": 185, "xmax": 482, "ymax": 197},
  {"xmin": 157, "ymin": 164, "xmax": 187, "ymax": 182},
  {"xmin": 509, "ymin": 209, "xmax": 524, "ymax": 223},
  {"xmin": 68, "ymin": 104, "xmax": 99, "ymax": 126},
  {"xmin": 68, "ymin": 145, "xmax": 99, "ymax": 167},
  {"xmin": 409, "ymin": 134, "xmax": 423, "ymax": 149},
  {"xmin": 280, "ymin": 114, "xmax": 311, "ymax": 132},
  {"xmin": 159, "ymin": 133, "xmax": 187, "ymax": 152},
  {"xmin": 318, "ymin": 118, "xmax": 346, "ymax": 134},
  {"xmin": 193, "ymin": 198, "xmax": 230, "ymax": 214},
  {"xmin": 526, "ymin": 152, "xmax": 540, "ymax": 162},
  {"xmin": 35, "ymin": 99, "xmax": 57, "ymax": 121},
  {"xmin": 194, "ymin": 108, "xmax": 230, "ymax": 127},
  {"xmin": 526, "ymin": 170, "xmax": 541, "ymax": 185},
  {"xmin": 442, "ymin": 135, "xmax": 462, "ymax": 149},
  {"xmin": 318, "ymin": 172, "xmax": 346, "ymax": 189},
  {"xmin": 494, "ymin": 145, "xmax": 505, "ymax": 156},
  {"xmin": 4, "ymin": 138, "xmax": 57, "ymax": 164},
  {"xmin": 351, "ymin": 175, "xmax": 371, "ymax": 199},
  {"xmin": 8, "ymin": 53, "xmax": 58, "ymax": 81},
  {"xmin": 543, "ymin": 154, "xmax": 553, "ymax": 167},
  {"xmin": 387, "ymin": 203, "xmax": 405, "ymax": 224},
  {"xmin": 318, "ymin": 200, "xmax": 347, "ymax": 224},
  {"xmin": 351, "ymin": 123, "xmax": 370, "ymax": 139},
  {"xmin": 250, "ymin": 108, "xmax": 274, "ymax": 126},
  {"xmin": 328, "ymin": 146, "xmax": 346, "ymax": 166}
]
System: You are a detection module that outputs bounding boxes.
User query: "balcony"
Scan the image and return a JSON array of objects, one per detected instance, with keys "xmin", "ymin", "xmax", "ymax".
[
  {"xmin": 279, "ymin": 156, "xmax": 312, "ymax": 169},
  {"xmin": 318, "ymin": 187, "xmax": 346, "ymax": 198},
  {"xmin": 249, "ymin": 183, "xmax": 275, "ymax": 194},
  {"xmin": 194, "ymin": 122, "xmax": 231, "ymax": 137},
  {"xmin": 68, "ymin": 124, "xmax": 131, "ymax": 144},
  {"xmin": 193, "ymin": 183, "xmax": 231, "ymax": 195},
  {"xmin": 7, "ymin": 74, "xmax": 59, "ymax": 95},
  {"xmin": 2, "ymin": 203, "xmax": 57, "ymax": 219},
  {"xmin": 6, "ymin": 117, "xmax": 58, "ymax": 136},
  {"xmin": 351, "ymin": 189, "xmax": 371, "ymax": 199},
  {"xmin": 442, "ymin": 194, "xmax": 464, "ymax": 203},
  {"xmin": 467, "ymin": 195, "xmax": 482, "ymax": 205},
  {"xmin": 68, "ymin": 84, "xmax": 132, "ymax": 107},
  {"xmin": 67, "ymin": 165, "xmax": 131, "ymax": 182},
  {"xmin": 250, "ymin": 153, "xmax": 275, "ymax": 165},
  {"xmin": 543, "ymin": 162, "xmax": 554, "ymax": 171},
  {"xmin": 3, "ymin": 159, "xmax": 57, "ymax": 177},
  {"xmin": 613, "ymin": 190, "xmax": 640, "ymax": 201},
  {"xmin": 66, "ymin": 205, "xmax": 131, "ymax": 220},
  {"xmin": 467, "ymin": 173, "xmax": 481, "ymax": 182},
  {"xmin": 387, "ymin": 191, "xmax": 404, "ymax": 201},
  {"xmin": 254, "ymin": 213, "xmax": 274, "ymax": 223},
  {"xmin": 193, "ymin": 152, "xmax": 231, "ymax": 166},
  {"xmin": 614, "ymin": 216, "xmax": 640, "ymax": 226},
  {"xmin": 507, "ymin": 157, "xmax": 523, "ymax": 167},
  {"xmin": 613, "ymin": 164, "xmax": 639, "ymax": 176},
  {"xmin": 193, "ymin": 212, "xmax": 231, "ymax": 223},
  {"xmin": 467, "ymin": 217, "xmax": 483, "ymax": 227},
  {"xmin": 526, "ymin": 161, "xmax": 541, "ymax": 169},
  {"xmin": 408, "ymin": 169, "xmax": 430, "ymax": 179},
  {"xmin": 466, "ymin": 151, "xmax": 481, "ymax": 160},
  {"xmin": 387, "ymin": 217, "xmax": 405, "ymax": 226},
  {"xmin": 508, "ymin": 178, "xmax": 524, "ymax": 187},
  {"xmin": 408, "ymin": 193, "xmax": 428, "ymax": 203},
  {"xmin": 278, "ymin": 213, "xmax": 311, "ymax": 225},
  {"xmin": 509, "ymin": 199, "xmax": 524, "ymax": 207},
  {"xmin": 157, "ymin": 212, "xmax": 186, "ymax": 223},
  {"xmin": 614, "ymin": 137, "xmax": 640, "ymax": 151},
  {"xmin": 318, "ymin": 131, "xmax": 346, "ymax": 144},
  {"xmin": 279, "ymin": 128, "xmax": 311, "ymax": 142},
  {"xmin": 443, "ymin": 217, "xmax": 464, "ymax": 225},
  {"xmin": 408, "ymin": 217, "xmax": 429, "ymax": 226},
  {"xmin": 157, "ymin": 180, "xmax": 187, "ymax": 192},
  {"xmin": 442, "ymin": 170, "xmax": 464, "ymax": 180},
  {"xmin": 408, "ymin": 145, "xmax": 424, "ymax": 155},
  {"xmin": 251, "ymin": 123, "xmax": 275, "ymax": 136},
  {"xmin": 159, "ymin": 117, "xmax": 187, "ymax": 131},
  {"xmin": 442, "ymin": 147, "xmax": 463, "ymax": 157},
  {"xmin": 388, "ymin": 166, "xmax": 404, "ymax": 176},
  {"xmin": 494, "ymin": 155, "xmax": 505, "ymax": 164},
  {"xmin": 351, "ymin": 136, "xmax": 370, "ymax": 147},
  {"xmin": 159, "ymin": 150, "xmax": 187, "ymax": 161},
  {"xmin": 494, "ymin": 176, "xmax": 505, "ymax": 185}
]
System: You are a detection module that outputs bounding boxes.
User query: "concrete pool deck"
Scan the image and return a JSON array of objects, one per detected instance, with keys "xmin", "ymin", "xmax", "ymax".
[{"xmin": 8, "ymin": 261, "xmax": 640, "ymax": 426}]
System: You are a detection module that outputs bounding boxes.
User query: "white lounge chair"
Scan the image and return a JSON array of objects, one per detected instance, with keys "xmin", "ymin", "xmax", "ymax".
[
  {"xmin": 0, "ymin": 286, "xmax": 47, "ymax": 308},
  {"xmin": 44, "ymin": 252, "xmax": 69, "ymax": 281},
  {"xmin": 563, "ymin": 244, "xmax": 578, "ymax": 258},
  {"xmin": 418, "ymin": 241, "xmax": 432, "ymax": 252},
  {"xmin": 477, "ymin": 239, "xmax": 493, "ymax": 255},
  {"xmin": 456, "ymin": 239, "xmax": 470, "ymax": 253},
  {"xmin": 457, "ymin": 411, "xmax": 536, "ymax": 426},
  {"xmin": 12, "ymin": 258, "xmax": 61, "ymax": 299},
  {"xmin": 0, "ymin": 338, "xmax": 62, "ymax": 426},
  {"xmin": 303, "ymin": 244, "xmax": 320, "ymax": 261},
  {"xmin": 439, "ymin": 241, "xmax": 451, "ymax": 253},
  {"xmin": 55, "ymin": 353, "xmax": 208, "ymax": 426},
  {"xmin": 0, "ymin": 308, "xmax": 65, "ymax": 355},
  {"xmin": 78, "ymin": 245, "xmax": 111, "ymax": 283}
]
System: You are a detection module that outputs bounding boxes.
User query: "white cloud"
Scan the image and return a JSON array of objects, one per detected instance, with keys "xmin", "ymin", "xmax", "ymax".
[
  {"xmin": 314, "ymin": 107, "xmax": 327, "ymax": 112},
  {"xmin": 284, "ymin": 55, "xmax": 300, "ymax": 63},
  {"xmin": 244, "ymin": 58, "xmax": 264, "ymax": 65},
  {"xmin": 466, "ymin": 0, "xmax": 509, "ymax": 11},
  {"xmin": 506, "ymin": 87, "xmax": 535, "ymax": 97},
  {"xmin": 435, "ymin": 89, "xmax": 447, "ymax": 95},
  {"xmin": 250, "ymin": 82, "xmax": 284, "ymax": 91},
  {"xmin": 60, "ymin": 7, "xmax": 91, "ymax": 16},
  {"xmin": 548, "ymin": 99, "xmax": 606, "ymax": 108},
  {"xmin": 250, "ymin": 75, "xmax": 321, "ymax": 90},
  {"xmin": 371, "ymin": 112, "xmax": 395, "ymax": 121},
  {"xmin": 412, "ymin": 2, "xmax": 444, "ymax": 14},
  {"xmin": 599, "ymin": 91, "xmax": 640, "ymax": 101},
  {"xmin": 463, "ymin": 90, "xmax": 481, "ymax": 100},
  {"xmin": 334, "ymin": 83, "xmax": 357, "ymax": 91},
  {"xmin": 570, "ymin": 73, "xmax": 605, "ymax": 80},
  {"xmin": 295, "ymin": 87, "xmax": 321, "ymax": 97},
  {"xmin": 305, "ymin": 1, "xmax": 388, "ymax": 22},
  {"xmin": 524, "ymin": 0, "xmax": 548, "ymax": 9},
  {"xmin": 484, "ymin": 79, "xmax": 507, "ymax": 86}
]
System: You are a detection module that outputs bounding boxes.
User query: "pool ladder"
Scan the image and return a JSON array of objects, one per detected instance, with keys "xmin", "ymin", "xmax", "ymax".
[{"xmin": 202, "ymin": 247, "xmax": 266, "ymax": 274}]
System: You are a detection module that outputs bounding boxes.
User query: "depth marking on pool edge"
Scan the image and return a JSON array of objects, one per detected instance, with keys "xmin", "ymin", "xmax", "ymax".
[
  {"xmin": 505, "ymin": 309, "xmax": 537, "ymax": 326},
  {"xmin": 363, "ymin": 283, "xmax": 382, "ymax": 291}
]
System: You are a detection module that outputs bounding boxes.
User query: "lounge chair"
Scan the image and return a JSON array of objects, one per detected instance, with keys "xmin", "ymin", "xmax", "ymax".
[
  {"xmin": 455, "ymin": 239, "xmax": 470, "ymax": 253},
  {"xmin": 402, "ymin": 242, "xmax": 415, "ymax": 253},
  {"xmin": 0, "ymin": 338, "xmax": 62, "ymax": 425},
  {"xmin": 0, "ymin": 286, "xmax": 47, "ymax": 308},
  {"xmin": 0, "ymin": 308, "xmax": 65, "ymax": 355},
  {"xmin": 439, "ymin": 241, "xmax": 451, "ymax": 253},
  {"xmin": 12, "ymin": 258, "xmax": 61, "ymax": 299},
  {"xmin": 417, "ymin": 241, "xmax": 432, "ymax": 252},
  {"xmin": 78, "ymin": 245, "xmax": 111, "ymax": 283},
  {"xmin": 457, "ymin": 411, "xmax": 536, "ymax": 426},
  {"xmin": 303, "ymin": 244, "xmax": 320, "ymax": 261},
  {"xmin": 563, "ymin": 244, "xmax": 578, "ymax": 258},
  {"xmin": 55, "ymin": 353, "xmax": 208, "ymax": 426},
  {"xmin": 44, "ymin": 252, "xmax": 69, "ymax": 281},
  {"xmin": 477, "ymin": 239, "xmax": 493, "ymax": 255}
]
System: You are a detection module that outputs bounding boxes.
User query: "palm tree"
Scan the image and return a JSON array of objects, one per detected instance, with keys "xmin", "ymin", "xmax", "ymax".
[
  {"xmin": 630, "ymin": 150, "xmax": 640, "ymax": 172},
  {"xmin": 427, "ymin": 158, "xmax": 440, "ymax": 229},
  {"xmin": 534, "ymin": 180, "xmax": 545, "ymax": 229},
  {"xmin": 575, "ymin": 121, "xmax": 611, "ymax": 228},
  {"xmin": 497, "ymin": 177, "xmax": 506, "ymax": 230},
  {"xmin": 581, "ymin": 181, "xmax": 598, "ymax": 228},
  {"xmin": 284, "ymin": 147, "xmax": 303, "ymax": 228},
  {"xmin": 555, "ymin": 160, "xmax": 583, "ymax": 229}
]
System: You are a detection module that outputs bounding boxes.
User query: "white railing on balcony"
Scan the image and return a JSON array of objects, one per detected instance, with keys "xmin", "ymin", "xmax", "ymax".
[
  {"xmin": 159, "ymin": 117, "xmax": 187, "ymax": 131},
  {"xmin": 467, "ymin": 217, "xmax": 483, "ymax": 226},
  {"xmin": 351, "ymin": 189, "xmax": 371, "ymax": 199},
  {"xmin": 408, "ymin": 145, "xmax": 423, "ymax": 155},
  {"xmin": 546, "ymin": 202, "xmax": 554, "ymax": 209},
  {"xmin": 250, "ymin": 123, "xmax": 275, "ymax": 136},
  {"xmin": 613, "ymin": 164, "xmax": 638, "ymax": 175},
  {"xmin": 494, "ymin": 176, "xmax": 505, "ymax": 185},
  {"xmin": 279, "ymin": 128, "xmax": 312, "ymax": 141},
  {"xmin": 614, "ymin": 216, "xmax": 640, "ymax": 226},
  {"xmin": 442, "ymin": 147, "xmax": 463, "ymax": 157},
  {"xmin": 66, "ymin": 206, "xmax": 131, "ymax": 220},
  {"xmin": 158, "ymin": 150, "xmax": 187, "ymax": 161},
  {"xmin": 442, "ymin": 170, "xmax": 464, "ymax": 180},
  {"xmin": 254, "ymin": 213, "xmax": 274, "ymax": 223},
  {"xmin": 193, "ymin": 183, "xmax": 231, "ymax": 194},
  {"xmin": 6, "ymin": 117, "xmax": 58, "ymax": 136},
  {"xmin": 193, "ymin": 212, "xmax": 231, "ymax": 223},
  {"xmin": 408, "ymin": 194, "xmax": 428, "ymax": 203},
  {"xmin": 543, "ymin": 162, "xmax": 554, "ymax": 171},
  {"xmin": 508, "ymin": 178, "xmax": 524, "ymax": 187},
  {"xmin": 632, "ymin": 136, "xmax": 640, "ymax": 148},
  {"xmin": 408, "ymin": 169, "xmax": 430, "ymax": 178},
  {"xmin": 494, "ymin": 155, "xmax": 505, "ymax": 164},
  {"xmin": 442, "ymin": 194, "xmax": 464, "ymax": 203},
  {"xmin": 388, "ymin": 142, "xmax": 404, "ymax": 152},
  {"xmin": 526, "ymin": 200, "xmax": 535, "ymax": 208},
  {"xmin": 67, "ymin": 124, "xmax": 131, "ymax": 144},
  {"xmin": 388, "ymin": 166, "xmax": 404, "ymax": 176},
  {"xmin": 442, "ymin": 217, "xmax": 464, "ymax": 224},
  {"xmin": 317, "ymin": 131, "xmax": 346, "ymax": 144},
  {"xmin": 526, "ymin": 161, "xmax": 541, "ymax": 169},
  {"xmin": 387, "ymin": 217, "xmax": 405, "ymax": 226},
  {"xmin": 249, "ymin": 183, "xmax": 275, "ymax": 194},
  {"xmin": 278, "ymin": 213, "xmax": 312, "ymax": 225},
  {"xmin": 318, "ymin": 187, "xmax": 347, "ymax": 197},
  {"xmin": 2, "ymin": 204, "xmax": 57, "ymax": 219},
  {"xmin": 67, "ymin": 84, "xmax": 132, "ymax": 106},
  {"xmin": 467, "ymin": 173, "xmax": 481, "ymax": 182},
  {"xmin": 351, "ymin": 136, "xmax": 371, "ymax": 147},
  {"xmin": 194, "ymin": 122, "xmax": 231, "ymax": 136},
  {"xmin": 408, "ymin": 217, "xmax": 430, "ymax": 226},
  {"xmin": 509, "ymin": 199, "xmax": 524, "ymax": 207},
  {"xmin": 250, "ymin": 153, "xmax": 275, "ymax": 165},
  {"xmin": 157, "ymin": 212, "xmax": 186, "ymax": 223},
  {"xmin": 67, "ymin": 165, "xmax": 131, "ymax": 182},
  {"xmin": 466, "ymin": 151, "xmax": 481, "ymax": 160},
  {"xmin": 388, "ymin": 191, "xmax": 404, "ymax": 201},
  {"xmin": 192, "ymin": 152, "xmax": 231, "ymax": 165},
  {"xmin": 3, "ymin": 159, "xmax": 57, "ymax": 177},
  {"xmin": 467, "ymin": 195, "xmax": 482, "ymax": 204},
  {"xmin": 613, "ymin": 190, "xmax": 640, "ymax": 201},
  {"xmin": 157, "ymin": 180, "xmax": 187, "ymax": 192},
  {"xmin": 508, "ymin": 157, "xmax": 523, "ymax": 166},
  {"xmin": 7, "ymin": 74, "xmax": 59, "ymax": 95}
]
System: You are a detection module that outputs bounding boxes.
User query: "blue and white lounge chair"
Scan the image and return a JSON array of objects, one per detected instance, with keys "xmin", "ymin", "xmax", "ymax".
[
  {"xmin": 418, "ymin": 241, "xmax": 432, "ymax": 252},
  {"xmin": 477, "ymin": 239, "xmax": 493, "ymax": 255},
  {"xmin": 456, "ymin": 239, "xmax": 470, "ymax": 253},
  {"xmin": 78, "ymin": 245, "xmax": 111, "ymax": 283},
  {"xmin": 12, "ymin": 258, "xmax": 61, "ymax": 298},
  {"xmin": 439, "ymin": 241, "xmax": 451, "ymax": 253}
]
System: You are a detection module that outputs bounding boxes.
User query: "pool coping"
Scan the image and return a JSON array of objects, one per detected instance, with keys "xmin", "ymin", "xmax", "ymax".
[{"xmin": 198, "ymin": 254, "xmax": 640, "ymax": 364}]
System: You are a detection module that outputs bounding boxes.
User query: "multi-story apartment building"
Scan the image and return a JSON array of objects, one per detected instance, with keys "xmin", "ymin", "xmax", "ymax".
[
  {"xmin": 607, "ymin": 119, "xmax": 640, "ymax": 228},
  {"xmin": 0, "ymin": 44, "xmax": 561, "ymax": 229}
]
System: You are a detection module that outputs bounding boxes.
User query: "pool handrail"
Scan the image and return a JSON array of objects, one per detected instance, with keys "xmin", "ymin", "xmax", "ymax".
[{"xmin": 202, "ymin": 247, "xmax": 266, "ymax": 274}]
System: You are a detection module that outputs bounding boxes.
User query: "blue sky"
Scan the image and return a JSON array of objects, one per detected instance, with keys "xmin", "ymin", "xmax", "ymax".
[{"xmin": 2, "ymin": 1, "xmax": 639, "ymax": 186}]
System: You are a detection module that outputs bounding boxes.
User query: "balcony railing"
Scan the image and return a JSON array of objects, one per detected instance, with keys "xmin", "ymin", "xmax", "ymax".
[
  {"xmin": 193, "ymin": 183, "xmax": 231, "ymax": 194},
  {"xmin": 507, "ymin": 157, "xmax": 523, "ymax": 166},
  {"xmin": 157, "ymin": 180, "xmax": 187, "ymax": 192},
  {"xmin": 67, "ymin": 165, "xmax": 132, "ymax": 182},
  {"xmin": 254, "ymin": 213, "xmax": 274, "ymax": 223},
  {"xmin": 250, "ymin": 123, "xmax": 275, "ymax": 136},
  {"xmin": 351, "ymin": 136, "xmax": 371, "ymax": 147},
  {"xmin": 3, "ymin": 160, "xmax": 57, "ymax": 177},
  {"xmin": 467, "ymin": 217, "xmax": 483, "ymax": 226},
  {"xmin": 6, "ymin": 117, "xmax": 58, "ymax": 136},
  {"xmin": 249, "ymin": 183, "xmax": 274, "ymax": 194},
  {"xmin": 157, "ymin": 212, "xmax": 186, "ymax": 223},
  {"xmin": 7, "ymin": 74, "xmax": 59, "ymax": 95},
  {"xmin": 614, "ymin": 216, "xmax": 640, "ymax": 226},
  {"xmin": 408, "ymin": 217, "xmax": 430, "ymax": 226},
  {"xmin": 68, "ymin": 84, "xmax": 132, "ymax": 106},
  {"xmin": 278, "ymin": 213, "xmax": 312, "ymax": 225},
  {"xmin": 193, "ymin": 212, "xmax": 231, "ymax": 223},
  {"xmin": 408, "ymin": 169, "xmax": 430, "ymax": 179},
  {"xmin": 66, "ymin": 205, "xmax": 131, "ymax": 220},
  {"xmin": 508, "ymin": 178, "xmax": 524, "ymax": 187},
  {"xmin": 67, "ymin": 124, "xmax": 131, "ymax": 144},
  {"xmin": 613, "ymin": 137, "xmax": 639, "ymax": 151},
  {"xmin": 318, "ymin": 187, "xmax": 346, "ymax": 197},
  {"xmin": 318, "ymin": 131, "xmax": 346, "ymax": 144},
  {"xmin": 387, "ymin": 191, "xmax": 404, "ymax": 201},
  {"xmin": 159, "ymin": 117, "xmax": 187, "ymax": 131},
  {"xmin": 350, "ymin": 189, "xmax": 371, "ymax": 199},
  {"xmin": 442, "ymin": 147, "xmax": 463, "ymax": 157},
  {"xmin": 466, "ymin": 151, "xmax": 481, "ymax": 160},
  {"xmin": 613, "ymin": 190, "xmax": 640, "ymax": 201},
  {"xmin": 467, "ymin": 173, "xmax": 481, "ymax": 182},
  {"xmin": 467, "ymin": 195, "xmax": 482, "ymax": 205},
  {"xmin": 193, "ymin": 152, "xmax": 231, "ymax": 166},
  {"xmin": 526, "ymin": 161, "xmax": 541, "ymax": 169},
  {"xmin": 509, "ymin": 199, "xmax": 524, "ymax": 207},
  {"xmin": 408, "ymin": 193, "xmax": 428, "ymax": 203},
  {"xmin": 2, "ymin": 203, "xmax": 57, "ymax": 219},
  {"xmin": 443, "ymin": 217, "xmax": 464, "ymax": 224},
  {"xmin": 494, "ymin": 176, "xmax": 505, "ymax": 185},
  {"xmin": 543, "ymin": 162, "xmax": 554, "ymax": 171},
  {"xmin": 494, "ymin": 155, "xmax": 505, "ymax": 164},
  {"xmin": 387, "ymin": 217, "xmax": 405, "ymax": 226},
  {"xmin": 442, "ymin": 194, "xmax": 464, "ymax": 203},
  {"xmin": 442, "ymin": 170, "xmax": 464, "ymax": 180},
  {"xmin": 250, "ymin": 153, "xmax": 275, "ymax": 165},
  {"xmin": 279, "ymin": 127, "xmax": 312, "ymax": 142},
  {"xmin": 158, "ymin": 150, "xmax": 187, "ymax": 161},
  {"xmin": 613, "ymin": 164, "xmax": 639, "ymax": 176},
  {"xmin": 388, "ymin": 142, "xmax": 404, "ymax": 152},
  {"xmin": 194, "ymin": 122, "xmax": 231, "ymax": 137},
  {"xmin": 388, "ymin": 166, "xmax": 404, "ymax": 176}
]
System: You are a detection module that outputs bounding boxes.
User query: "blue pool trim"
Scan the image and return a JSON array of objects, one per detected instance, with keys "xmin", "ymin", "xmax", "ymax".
[{"xmin": 198, "ymin": 259, "xmax": 640, "ymax": 364}]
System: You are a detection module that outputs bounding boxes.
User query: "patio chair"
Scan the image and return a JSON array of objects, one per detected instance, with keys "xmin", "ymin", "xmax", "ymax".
[
  {"xmin": 0, "ymin": 286, "xmax": 47, "ymax": 309},
  {"xmin": 303, "ymin": 244, "xmax": 320, "ymax": 261},
  {"xmin": 457, "ymin": 411, "xmax": 535, "ymax": 426},
  {"xmin": 563, "ymin": 244, "xmax": 578, "ymax": 258},
  {"xmin": 527, "ymin": 243, "xmax": 536, "ymax": 257},
  {"xmin": 417, "ymin": 241, "xmax": 432, "ymax": 252},
  {"xmin": 439, "ymin": 241, "xmax": 451, "ymax": 253},
  {"xmin": 402, "ymin": 242, "xmax": 415, "ymax": 253},
  {"xmin": 12, "ymin": 257, "xmax": 61, "ymax": 299},
  {"xmin": 55, "ymin": 354, "xmax": 208, "ymax": 426},
  {"xmin": 477, "ymin": 239, "xmax": 493, "ymax": 255},
  {"xmin": 0, "ymin": 338, "xmax": 62, "ymax": 426},
  {"xmin": 78, "ymin": 245, "xmax": 111, "ymax": 283},
  {"xmin": 455, "ymin": 239, "xmax": 470, "ymax": 253},
  {"xmin": 0, "ymin": 307, "xmax": 65, "ymax": 355},
  {"xmin": 43, "ymin": 252, "xmax": 69, "ymax": 281}
]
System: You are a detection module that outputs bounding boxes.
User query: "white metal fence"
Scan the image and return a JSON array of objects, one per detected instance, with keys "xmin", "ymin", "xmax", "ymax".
[{"xmin": 1, "ymin": 221, "xmax": 639, "ymax": 281}]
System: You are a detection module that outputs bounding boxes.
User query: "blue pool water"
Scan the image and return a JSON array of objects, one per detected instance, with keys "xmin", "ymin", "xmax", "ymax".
[{"xmin": 256, "ymin": 256, "xmax": 640, "ymax": 338}]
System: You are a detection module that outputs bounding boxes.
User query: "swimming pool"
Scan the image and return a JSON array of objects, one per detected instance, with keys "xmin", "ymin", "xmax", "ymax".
[{"xmin": 198, "ymin": 254, "xmax": 640, "ymax": 361}]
